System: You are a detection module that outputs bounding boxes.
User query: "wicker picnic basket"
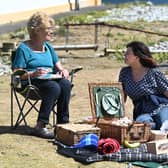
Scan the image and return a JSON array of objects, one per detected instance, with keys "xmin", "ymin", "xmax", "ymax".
[
  {"xmin": 97, "ymin": 121, "xmax": 151, "ymax": 145},
  {"xmin": 55, "ymin": 123, "xmax": 101, "ymax": 146},
  {"xmin": 87, "ymin": 82, "xmax": 151, "ymax": 145}
]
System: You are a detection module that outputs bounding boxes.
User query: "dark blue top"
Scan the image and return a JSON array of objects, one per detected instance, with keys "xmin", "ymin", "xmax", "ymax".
[{"xmin": 119, "ymin": 66, "xmax": 168, "ymax": 116}]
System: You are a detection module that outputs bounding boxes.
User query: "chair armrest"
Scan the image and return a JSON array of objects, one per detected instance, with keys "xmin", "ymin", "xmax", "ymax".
[
  {"xmin": 69, "ymin": 66, "xmax": 83, "ymax": 83},
  {"xmin": 13, "ymin": 69, "xmax": 27, "ymax": 76},
  {"xmin": 11, "ymin": 69, "xmax": 31, "ymax": 88},
  {"xmin": 69, "ymin": 66, "xmax": 83, "ymax": 76}
]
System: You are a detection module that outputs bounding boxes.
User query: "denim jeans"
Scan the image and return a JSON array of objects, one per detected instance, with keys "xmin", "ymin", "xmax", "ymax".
[
  {"xmin": 153, "ymin": 105, "xmax": 168, "ymax": 130},
  {"xmin": 32, "ymin": 78, "xmax": 71, "ymax": 124},
  {"xmin": 136, "ymin": 105, "xmax": 168, "ymax": 130},
  {"xmin": 136, "ymin": 114, "xmax": 156, "ymax": 129}
]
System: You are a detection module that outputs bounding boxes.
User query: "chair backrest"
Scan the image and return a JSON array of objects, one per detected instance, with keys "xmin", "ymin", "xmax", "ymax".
[
  {"xmin": 11, "ymin": 50, "xmax": 16, "ymax": 69},
  {"xmin": 11, "ymin": 50, "xmax": 41, "ymax": 100}
]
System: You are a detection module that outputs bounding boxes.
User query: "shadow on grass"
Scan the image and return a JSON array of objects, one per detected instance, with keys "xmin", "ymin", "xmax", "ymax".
[
  {"xmin": 0, "ymin": 125, "xmax": 55, "ymax": 143},
  {"xmin": 0, "ymin": 125, "xmax": 33, "ymax": 136}
]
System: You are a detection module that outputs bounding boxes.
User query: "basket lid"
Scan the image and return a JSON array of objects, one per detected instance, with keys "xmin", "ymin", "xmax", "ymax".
[{"xmin": 102, "ymin": 93, "xmax": 120, "ymax": 115}]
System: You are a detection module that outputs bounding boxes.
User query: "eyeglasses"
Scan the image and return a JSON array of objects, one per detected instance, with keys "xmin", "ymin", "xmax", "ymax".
[
  {"xmin": 39, "ymin": 26, "xmax": 54, "ymax": 32},
  {"xmin": 45, "ymin": 27, "xmax": 54, "ymax": 31}
]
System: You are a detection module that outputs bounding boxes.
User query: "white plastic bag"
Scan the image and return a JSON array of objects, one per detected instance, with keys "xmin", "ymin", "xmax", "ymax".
[{"xmin": 160, "ymin": 120, "xmax": 168, "ymax": 133}]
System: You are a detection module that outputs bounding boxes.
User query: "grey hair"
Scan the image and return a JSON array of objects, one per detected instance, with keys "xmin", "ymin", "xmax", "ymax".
[{"xmin": 27, "ymin": 11, "xmax": 54, "ymax": 33}]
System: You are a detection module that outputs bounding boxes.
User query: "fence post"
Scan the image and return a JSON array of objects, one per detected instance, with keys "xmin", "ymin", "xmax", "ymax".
[
  {"xmin": 65, "ymin": 24, "xmax": 69, "ymax": 52},
  {"xmin": 68, "ymin": 0, "xmax": 72, "ymax": 11},
  {"xmin": 94, "ymin": 21, "xmax": 98, "ymax": 51},
  {"xmin": 75, "ymin": 0, "xmax": 80, "ymax": 10}
]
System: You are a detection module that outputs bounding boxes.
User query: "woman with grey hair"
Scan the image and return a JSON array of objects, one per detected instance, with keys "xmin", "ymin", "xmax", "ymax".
[
  {"xmin": 12, "ymin": 12, "xmax": 71, "ymax": 139},
  {"xmin": 119, "ymin": 41, "xmax": 168, "ymax": 130}
]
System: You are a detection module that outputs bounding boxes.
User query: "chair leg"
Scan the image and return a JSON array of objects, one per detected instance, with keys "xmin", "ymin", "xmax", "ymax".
[
  {"xmin": 12, "ymin": 89, "xmax": 40, "ymax": 128},
  {"xmin": 13, "ymin": 90, "xmax": 28, "ymax": 128},
  {"xmin": 52, "ymin": 104, "xmax": 57, "ymax": 127},
  {"xmin": 12, "ymin": 86, "xmax": 57, "ymax": 128},
  {"xmin": 14, "ymin": 99, "xmax": 39, "ymax": 128},
  {"xmin": 52, "ymin": 111, "xmax": 57, "ymax": 127},
  {"xmin": 11, "ymin": 87, "xmax": 14, "ymax": 127}
]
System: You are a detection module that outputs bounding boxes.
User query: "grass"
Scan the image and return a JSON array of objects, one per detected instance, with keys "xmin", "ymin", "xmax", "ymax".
[
  {"xmin": 0, "ymin": 3, "xmax": 167, "ymax": 167},
  {"xmin": 1, "ymin": 4, "xmax": 168, "ymax": 62},
  {"xmin": 0, "ymin": 67, "xmax": 138, "ymax": 168}
]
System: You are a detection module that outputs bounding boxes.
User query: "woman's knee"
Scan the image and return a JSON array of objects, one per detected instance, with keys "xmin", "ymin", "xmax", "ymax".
[
  {"xmin": 50, "ymin": 81, "xmax": 61, "ymax": 91},
  {"xmin": 59, "ymin": 79, "xmax": 71, "ymax": 91},
  {"xmin": 158, "ymin": 106, "xmax": 168, "ymax": 123},
  {"xmin": 41, "ymin": 81, "xmax": 61, "ymax": 97},
  {"xmin": 136, "ymin": 114, "xmax": 156, "ymax": 129}
]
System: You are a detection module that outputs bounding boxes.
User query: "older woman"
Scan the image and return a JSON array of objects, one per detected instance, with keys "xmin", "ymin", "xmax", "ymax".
[
  {"xmin": 12, "ymin": 12, "xmax": 71, "ymax": 139},
  {"xmin": 119, "ymin": 41, "xmax": 168, "ymax": 130}
]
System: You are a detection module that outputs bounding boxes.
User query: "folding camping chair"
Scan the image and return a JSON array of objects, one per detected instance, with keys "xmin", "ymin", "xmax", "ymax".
[{"xmin": 11, "ymin": 51, "xmax": 83, "ymax": 129}]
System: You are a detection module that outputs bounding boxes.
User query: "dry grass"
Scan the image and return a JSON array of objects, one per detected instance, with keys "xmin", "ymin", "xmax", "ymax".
[
  {"xmin": 2, "ymin": 6, "xmax": 167, "ymax": 167},
  {"xmin": 0, "ymin": 54, "xmax": 139, "ymax": 168}
]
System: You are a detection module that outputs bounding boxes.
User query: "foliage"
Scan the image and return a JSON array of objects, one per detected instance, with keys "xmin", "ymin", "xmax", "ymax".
[
  {"xmin": 55, "ymin": 11, "xmax": 108, "ymax": 25},
  {"xmin": 153, "ymin": 53, "xmax": 168, "ymax": 63},
  {"xmin": 0, "ymin": 3, "xmax": 167, "ymax": 62},
  {"xmin": 9, "ymin": 27, "xmax": 27, "ymax": 39},
  {"xmin": 54, "ymin": 25, "xmax": 66, "ymax": 36}
]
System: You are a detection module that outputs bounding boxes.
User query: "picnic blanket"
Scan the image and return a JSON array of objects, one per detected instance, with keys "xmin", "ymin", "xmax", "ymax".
[
  {"xmin": 131, "ymin": 161, "xmax": 168, "ymax": 168},
  {"xmin": 55, "ymin": 141, "xmax": 168, "ymax": 166}
]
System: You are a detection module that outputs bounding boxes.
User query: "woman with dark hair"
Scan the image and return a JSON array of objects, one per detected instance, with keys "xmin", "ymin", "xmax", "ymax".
[{"xmin": 119, "ymin": 41, "xmax": 168, "ymax": 130}]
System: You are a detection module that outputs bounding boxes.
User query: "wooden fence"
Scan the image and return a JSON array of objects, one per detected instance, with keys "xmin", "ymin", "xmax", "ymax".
[{"xmin": 53, "ymin": 22, "xmax": 168, "ymax": 56}]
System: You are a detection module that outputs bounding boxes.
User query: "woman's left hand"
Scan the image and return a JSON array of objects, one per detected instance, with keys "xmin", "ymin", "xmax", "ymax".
[
  {"xmin": 164, "ymin": 90, "xmax": 168, "ymax": 98},
  {"xmin": 60, "ymin": 69, "xmax": 69, "ymax": 79}
]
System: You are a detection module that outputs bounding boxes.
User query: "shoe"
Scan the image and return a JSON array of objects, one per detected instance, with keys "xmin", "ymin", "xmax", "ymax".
[{"xmin": 32, "ymin": 127, "xmax": 54, "ymax": 139}]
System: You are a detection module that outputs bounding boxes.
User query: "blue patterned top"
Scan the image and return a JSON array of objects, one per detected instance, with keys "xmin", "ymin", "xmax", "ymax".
[{"xmin": 119, "ymin": 66, "xmax": 168, "ymax": 115}]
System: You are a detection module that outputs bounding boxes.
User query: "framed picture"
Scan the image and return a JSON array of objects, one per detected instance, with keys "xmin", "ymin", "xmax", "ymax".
[{"xmin": 88, "ymin": 82, "xmax": 125, "ymax": 119}]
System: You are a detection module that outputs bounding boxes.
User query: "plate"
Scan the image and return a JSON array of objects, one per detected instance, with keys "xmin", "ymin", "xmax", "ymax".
[
  {"xmin": 37, "ymin": 73, "xmax": 62, "ymax": 80},
  {"xmin": 102, "ymin": 93, "xmax": 120, "ymax": 115}
]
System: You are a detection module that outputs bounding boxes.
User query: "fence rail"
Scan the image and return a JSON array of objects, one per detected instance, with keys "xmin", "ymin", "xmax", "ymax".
[{"xmin": 53, "ymin": 22, "xmax": 168, "ymax": 55}]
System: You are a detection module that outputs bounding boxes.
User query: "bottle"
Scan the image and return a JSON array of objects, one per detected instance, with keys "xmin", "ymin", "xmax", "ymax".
[
  {"xmin": 126, "ymin": 163, "xmax": 133, "ymax": 168},
  {"xmin": 14, "ymin": 75, "xmax": 21, "ymax": 88},
  {"xmin": 160, "ymin": 120, "xmax": 168, "ymax": 133}
]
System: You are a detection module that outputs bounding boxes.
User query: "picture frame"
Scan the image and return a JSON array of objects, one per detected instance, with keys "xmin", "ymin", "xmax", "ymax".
[{"xmin": 88, "ymin": 82, "xmax": 125, "ymax": 119}]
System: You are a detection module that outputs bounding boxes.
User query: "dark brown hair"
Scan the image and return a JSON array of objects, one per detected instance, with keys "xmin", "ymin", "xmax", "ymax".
[{"xmin": 126, "ymin": 41, "xmax": 157, "ymax": 68}]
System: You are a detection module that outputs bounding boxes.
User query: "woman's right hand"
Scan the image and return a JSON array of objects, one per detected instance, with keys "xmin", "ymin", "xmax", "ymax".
[{"xmin": 34, "ymin": 67, "xmax": 49, "ymax": 77}]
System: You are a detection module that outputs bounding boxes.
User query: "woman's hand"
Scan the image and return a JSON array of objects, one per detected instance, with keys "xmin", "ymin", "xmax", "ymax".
[
  {"xmin": 34, "ymin": 67, "xmax": 49, "ymax": 77},
  {"xmin": 164, "ymin": 90, "xmax": 168, "ymax": 98},
  {"xmin": 55, "ymin": 62, "xmax": 69, "ymax": 79},
  {"xmin": 59, "ymin": 69, "xmax": 69, "ymax": 79}
]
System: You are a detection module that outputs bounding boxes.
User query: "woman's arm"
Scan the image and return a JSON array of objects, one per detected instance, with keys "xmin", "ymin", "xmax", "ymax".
[
  {"xmin": 163, "ymin": 90, "xmax": 168, "ymax": 98},
  {"xmin": 155, "ymin": 70, "xmax": 168, "ymax": 98},
  {"xmin": 13, "ymin": 67, "xmax": 49, "ymax": 80},
  {"xmin": 55, "ymin": 61, "xmax": 69, "ymax": 79},
  {"xmin": 13, "ymin": 68, "xmax": 36, "ymax": 80}
]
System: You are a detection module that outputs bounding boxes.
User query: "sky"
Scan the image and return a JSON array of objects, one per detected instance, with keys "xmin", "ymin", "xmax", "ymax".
[{"xmin": 0, "ymin": 0, "xmax": 74, "ymax": 14}]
